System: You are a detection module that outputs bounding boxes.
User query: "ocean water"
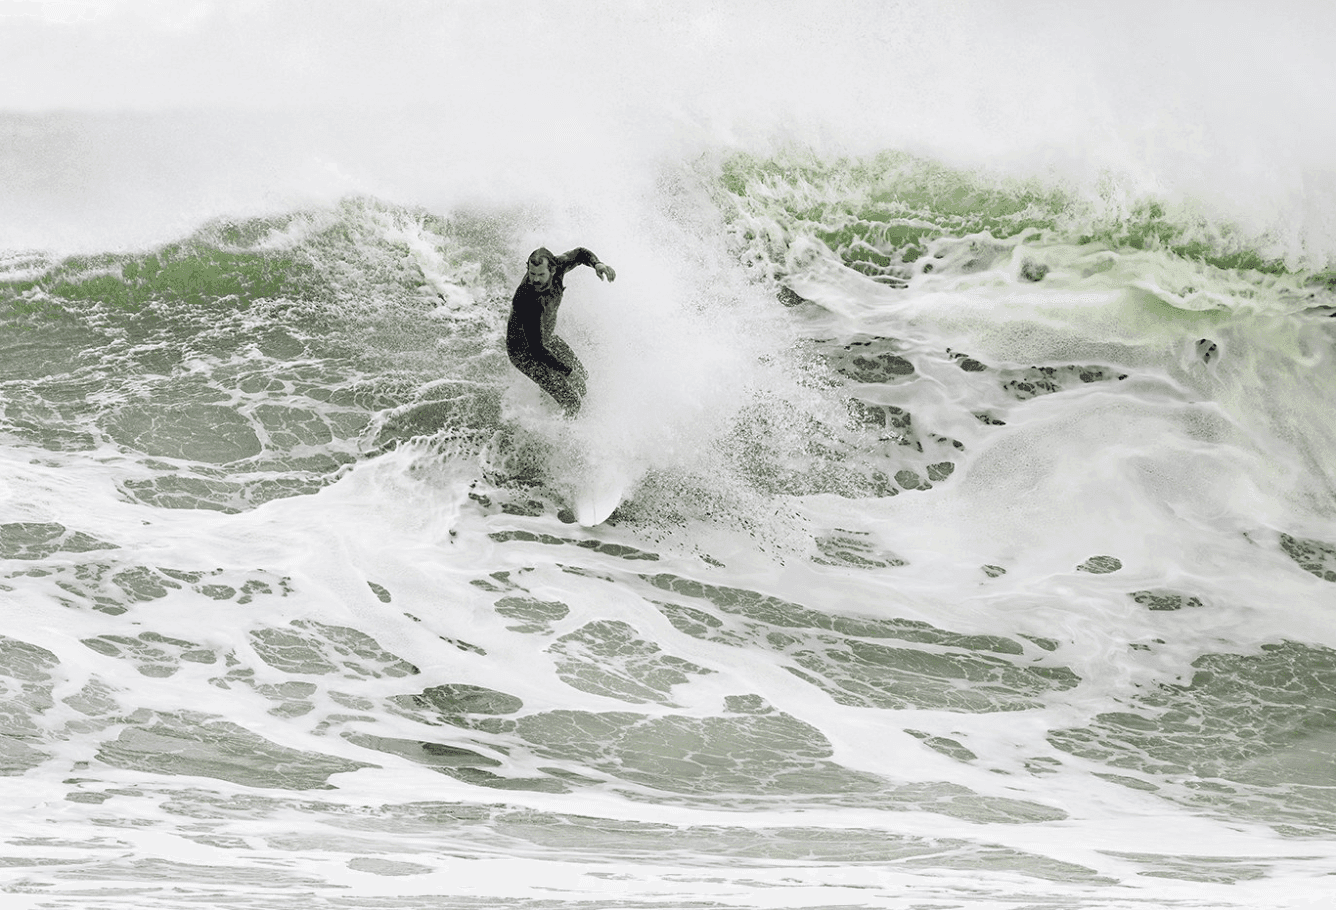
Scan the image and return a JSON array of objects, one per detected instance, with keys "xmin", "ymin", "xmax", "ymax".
[{"xmin": 3, "ymin": 3, "xmax": 1336, "ymax": 908}]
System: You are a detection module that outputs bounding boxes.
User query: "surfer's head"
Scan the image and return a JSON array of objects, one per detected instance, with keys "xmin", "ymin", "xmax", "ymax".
[{"xmin": 526, "ymin": 248, "xmax": 556, "ymax": 289}]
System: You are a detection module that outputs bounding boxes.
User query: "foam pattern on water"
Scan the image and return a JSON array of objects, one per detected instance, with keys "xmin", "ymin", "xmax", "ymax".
[{"xmin": 4, "ymin": 147, "xmax": 1336, "ymax": 910}]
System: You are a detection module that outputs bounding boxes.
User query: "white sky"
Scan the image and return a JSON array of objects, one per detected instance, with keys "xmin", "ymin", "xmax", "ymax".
[{"xmin": 2, "ymin": 0, "xmax": 1334, "ymax": 253}]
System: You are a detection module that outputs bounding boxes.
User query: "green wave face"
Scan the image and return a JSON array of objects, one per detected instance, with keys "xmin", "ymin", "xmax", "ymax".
[
  {"xmin": 0, "ymin": 198, "xmax": 522, "ymax": 511},
  {"xmin": 3, "ymin": 148, "xmax": 1332, "ymax": 523},
  {"xmin": 712, "ymin": 149, "xmax": 1334, "ymax": 292}
]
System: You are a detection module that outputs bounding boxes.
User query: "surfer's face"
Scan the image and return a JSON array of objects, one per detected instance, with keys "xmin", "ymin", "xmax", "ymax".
[{"xmin": 526, "ymin": 259, "xmax": 552, "ymax": 288}]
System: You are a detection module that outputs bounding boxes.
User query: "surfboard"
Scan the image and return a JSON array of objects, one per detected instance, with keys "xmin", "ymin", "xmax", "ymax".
[{"xmin": 573, "ymin": 469, "xmax": 625, "ymax": 526}]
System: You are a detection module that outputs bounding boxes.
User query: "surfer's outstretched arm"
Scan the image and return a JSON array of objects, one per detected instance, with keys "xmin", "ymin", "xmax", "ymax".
[{"xmin": 557, "ymin": 248, "xmax": 616, "ymax": 283}]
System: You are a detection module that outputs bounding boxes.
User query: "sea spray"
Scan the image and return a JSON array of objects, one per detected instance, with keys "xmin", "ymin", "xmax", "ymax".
[{"xmin": 4, "ymin": 136, "xmax": 1336, "ymax": 910}]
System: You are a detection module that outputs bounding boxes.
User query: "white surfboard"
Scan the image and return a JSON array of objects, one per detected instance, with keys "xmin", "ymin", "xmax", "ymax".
[{"xmin": 573, "ymin": 468, "xmax": 625, "ymax": 527}]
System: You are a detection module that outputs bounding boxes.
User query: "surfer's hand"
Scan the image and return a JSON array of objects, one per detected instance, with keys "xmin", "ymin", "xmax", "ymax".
[{"xmin": 594, "ymin": 262, "xmax": 616, "ymax": 282}]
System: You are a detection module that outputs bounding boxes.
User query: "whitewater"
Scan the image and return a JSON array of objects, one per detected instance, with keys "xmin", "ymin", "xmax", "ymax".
[{"xmin": 2, "ymin": 2, "xmax": 1336, "ymax": 908}]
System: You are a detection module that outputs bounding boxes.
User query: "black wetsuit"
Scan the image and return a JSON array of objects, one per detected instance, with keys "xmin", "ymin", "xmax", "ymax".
[{"xmin": 506, "ymin": 248, "xmax": 600, "ymax": 415}]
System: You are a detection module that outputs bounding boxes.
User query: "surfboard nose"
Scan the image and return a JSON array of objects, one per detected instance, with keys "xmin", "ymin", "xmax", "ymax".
[{"xmin": 575, "ymin": 466, "xmax": 628, "ymax": 527}]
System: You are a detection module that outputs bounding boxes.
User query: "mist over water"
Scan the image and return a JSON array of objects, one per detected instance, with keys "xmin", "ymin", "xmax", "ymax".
[
  {"xmin": 3, "ymin": 3, "xmax": 1336, "ymax": 910},
  {"xmin": 4, "ymin": 0, "xmax": 1335, "ymax": 259}
]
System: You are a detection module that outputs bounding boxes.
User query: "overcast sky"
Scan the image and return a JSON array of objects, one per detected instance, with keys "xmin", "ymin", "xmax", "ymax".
[
  {"xmin": 2, "ymin": 0, "xmax": 1334, "ymax": 253},
  {"xmin": 5, "ymin": 1, "xmax": 1331, "ymax": 137}
]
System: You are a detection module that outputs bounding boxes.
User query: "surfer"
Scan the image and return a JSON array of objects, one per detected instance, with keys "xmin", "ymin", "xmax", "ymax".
[{"xmin": 507, "ymin": 246, "xmax": 616, "ymax": 416}]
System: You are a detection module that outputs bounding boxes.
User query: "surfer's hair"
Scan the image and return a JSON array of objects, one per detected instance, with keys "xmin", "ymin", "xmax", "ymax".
[{"xmin": 527, "ymin": 247, "xmax": 557, "ymax": 269}]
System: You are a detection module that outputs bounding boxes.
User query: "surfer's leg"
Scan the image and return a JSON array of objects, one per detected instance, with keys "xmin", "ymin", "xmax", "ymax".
[
  {"xmin": 539, "ymin": 368, "xmax": 582, "ymax": 416},
  {"xmin": 508, "ymin": 346, "xmax": 583, "ymax": 416},
  {"xmin": 545, "ymin": 335, "xmax": 587, "ymax": 402}
]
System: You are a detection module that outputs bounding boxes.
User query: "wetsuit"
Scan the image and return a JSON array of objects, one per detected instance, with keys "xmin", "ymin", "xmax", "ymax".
[{"xmin": 506, "ymin": 248, "xmax": 600, "ymax": 415}]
